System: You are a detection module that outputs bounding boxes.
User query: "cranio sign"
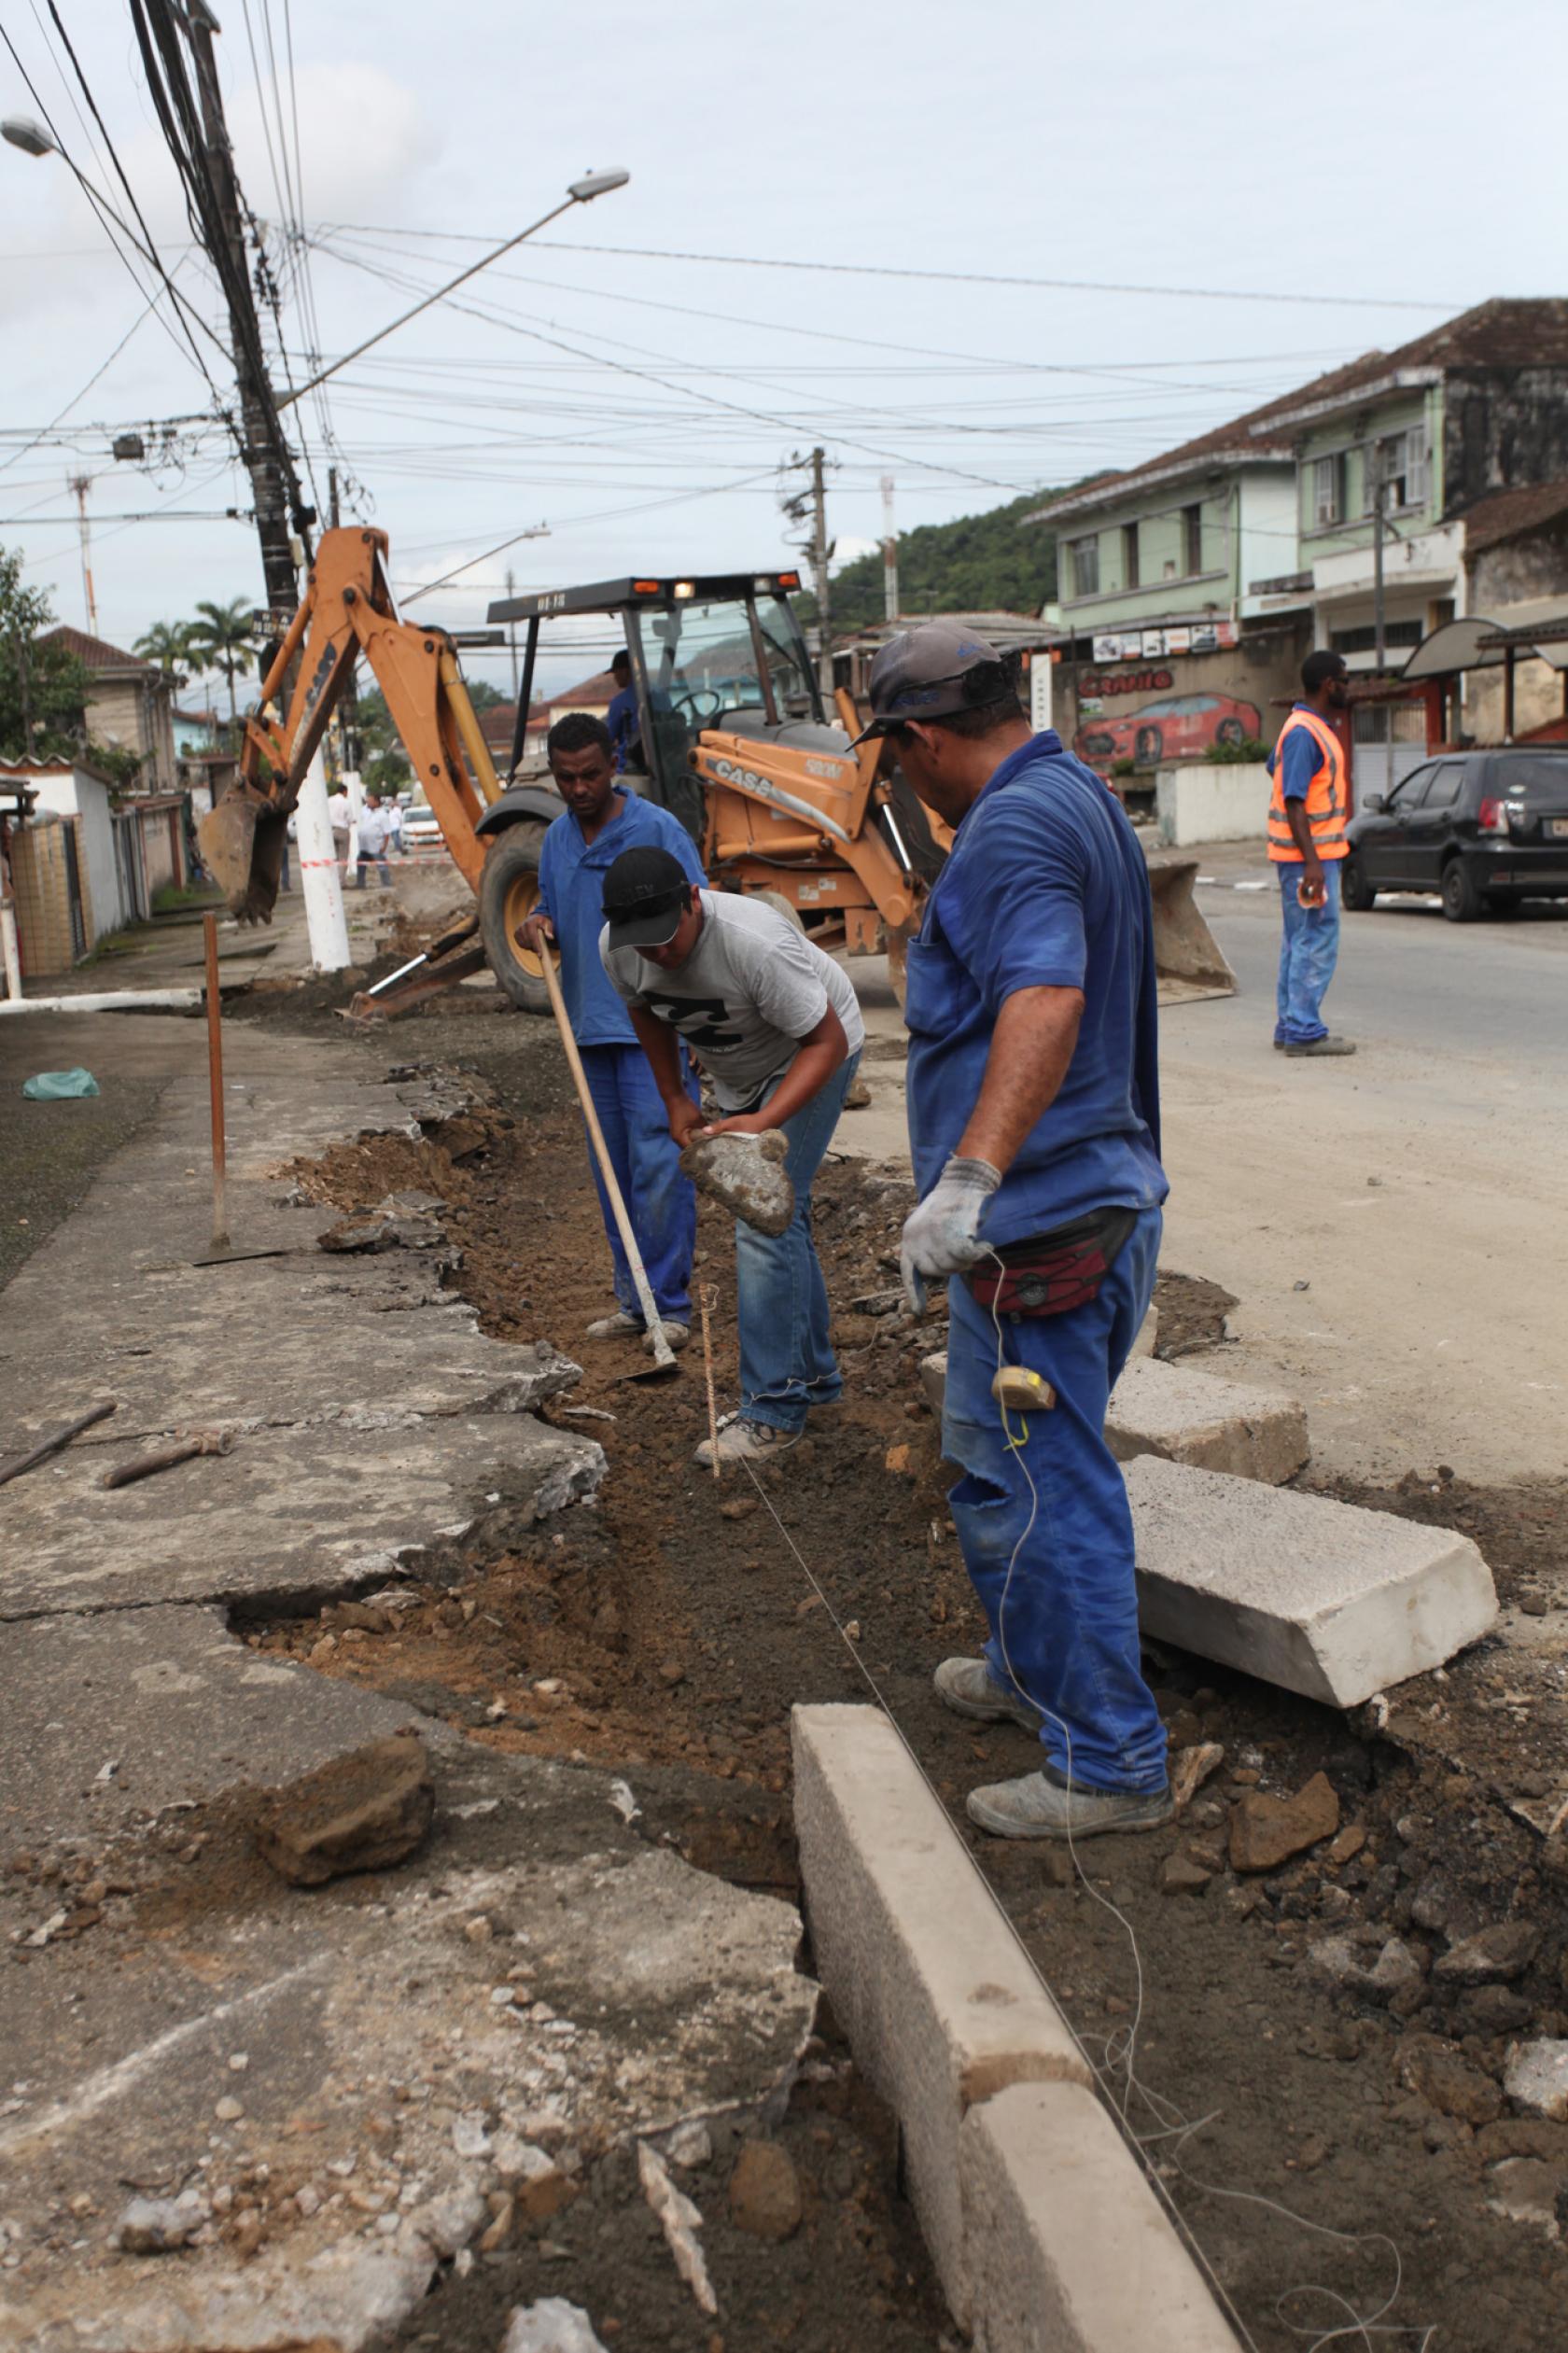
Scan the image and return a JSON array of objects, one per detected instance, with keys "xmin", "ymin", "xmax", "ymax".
[{"xmin": 1077, "ymin": 667, "xmax": 1173, "ymax": 699}]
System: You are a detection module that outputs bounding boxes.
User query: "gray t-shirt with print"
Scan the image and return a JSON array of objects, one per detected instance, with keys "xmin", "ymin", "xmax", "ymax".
[{"xmin": 600, "ymin": 889, "xmax": 866, "ymax": 1112}]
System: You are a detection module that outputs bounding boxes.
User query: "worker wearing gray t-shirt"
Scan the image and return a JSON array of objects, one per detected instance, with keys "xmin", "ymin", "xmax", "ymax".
[{"xmin": 601, "ymin": 847, "xmax": 864, "ymax": 1466}]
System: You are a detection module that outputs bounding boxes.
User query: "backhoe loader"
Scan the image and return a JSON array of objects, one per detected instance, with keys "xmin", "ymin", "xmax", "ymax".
[{"xmin": 198, "ymin": 526, "xmax": 1234, "ymax": 1017}]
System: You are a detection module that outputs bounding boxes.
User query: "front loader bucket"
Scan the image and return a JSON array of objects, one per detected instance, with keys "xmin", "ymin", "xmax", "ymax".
[
  {"xmin": 1144, "ymin": 853, "xmax": 1236, "ymax": 1005},
  {"xmin": 198, "ymin": 790, "xmax": 286, "ymax": 927}
]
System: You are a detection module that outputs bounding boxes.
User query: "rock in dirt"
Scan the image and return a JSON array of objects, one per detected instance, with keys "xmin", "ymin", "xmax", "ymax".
[
  {"xmin": 116, "ymin": 2191, "xmax": 208, "ymax": 2253},
  {"xmin": 254, "ymin": 1730, "xmax": 433, "ymax": 1886},
  {"xmin": 1159, "ymin": 1854, "xmax": 1212, "ymax": 1898},
  {"xmin": 1229, "ymin": 1772, "xmax": 1338, "ymax": 1874},
  {"xmin": 1400, "ymin": 2041, "xmax": 1505, "ymax": 2126},
  {"xmin": 1486, "ymin": 2157, "xmax": 1566, "ymax": 2228},
  {"xmin": 1310, "ymin": 1934, "xmax": 1422, "ymax": 2005},
  {"xmin": 637, "ymin": 2140, "xmax": 717, "ymax": 2315},
  {"xmin": 727, "ymin": 2139, "xmax": 803, "ymax": 2241},
  {"xmin": 1505, "ymin": 2039, "xmax": 1568, "ymax": 2122},
  {"xmin": 1170, "ymin": 1741, "xmax": 1225, "ymax": 1816},
  {"xmin": 680, "ymin": 1130, "xmax": 794, "ymax": 1236},
  {"xmin": 501, "ymin": 2299, "xmax": 609, "ymax": 2352},
  {"xmin": 1434, "ymin": 1922, "xmax": 1540, "ymax": 1985}
]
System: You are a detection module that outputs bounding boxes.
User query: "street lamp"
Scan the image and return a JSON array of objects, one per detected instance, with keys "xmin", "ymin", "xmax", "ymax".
[
  {"xmin": 277, "ymin": 168, "xmax": 633, "ymax": 411},
  {"xmin": 1, "ymin": 116, "xmax": 57, "ymax": 158}
]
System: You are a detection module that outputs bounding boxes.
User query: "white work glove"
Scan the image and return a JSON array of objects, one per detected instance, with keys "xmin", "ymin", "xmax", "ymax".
[{"xmin": 899, "ymin": 1155, "xmax": 1001, "ymax": 1315}]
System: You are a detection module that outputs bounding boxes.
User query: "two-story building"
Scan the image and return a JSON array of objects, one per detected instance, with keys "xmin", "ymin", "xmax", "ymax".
[
  {"xmin": 1025, "ymin": 300, "xmax": 1568, "ymax": 782},
  {"xmin": 37, "ymin": 625, "xmax": 178, "ymax": 792}
]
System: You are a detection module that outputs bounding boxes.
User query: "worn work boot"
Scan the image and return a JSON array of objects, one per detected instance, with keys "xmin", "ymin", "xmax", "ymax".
[
  {"xmin": 642, "ymin": 1321, "xmax": 690, "ymax": 1355},
  {"xmin": 584, "ymin": 1310, "xmax": 643, "ymax": 1341},
  {"xmin": 933, "ymin": 1656, "xmax": 1043, "ymax": 1733},
  {"xmin": 966, "ymin": 1765, "xmax": 1173, "ymax": 1842},
  {"xmin": 693, "ymin": 1415, "xmax": 800, "ymax": 1470},
  {"xmin": 1282, "ymin": 1035, "xmax": 1356, "ymax": 1057}
]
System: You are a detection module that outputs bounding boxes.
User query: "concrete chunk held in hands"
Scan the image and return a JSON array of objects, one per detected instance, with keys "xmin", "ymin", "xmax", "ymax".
[{"xmin": 681, "ymin": 1129, "xmax": 795, "ymax": 1235}]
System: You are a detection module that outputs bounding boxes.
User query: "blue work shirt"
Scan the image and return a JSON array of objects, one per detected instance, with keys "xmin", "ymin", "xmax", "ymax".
[
  {"xmin": 537, "ymin": 789, "xmax": 706, "ymax": 1045},
  {"xmin": 903, "ymin": 732, "xmax": 1167, "ymax": 1247},
  {"xmin": 1269, "ymin": 704, "xmax": 1326, "ymax": 799},
  {"xmin": 607, "ymin": 682, "xmax": 640, "ymax": 773}
]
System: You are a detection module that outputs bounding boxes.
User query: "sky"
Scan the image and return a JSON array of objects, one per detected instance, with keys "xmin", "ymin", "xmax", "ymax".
[{"xmin": 2, "ymin": 0, "xmax": 1566, "ymax": 702}]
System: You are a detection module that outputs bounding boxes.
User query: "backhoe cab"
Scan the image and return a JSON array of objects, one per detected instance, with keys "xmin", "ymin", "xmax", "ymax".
[{"xmin": 485, "ymin": 570, "xmax": 926, "ymax": 1009}]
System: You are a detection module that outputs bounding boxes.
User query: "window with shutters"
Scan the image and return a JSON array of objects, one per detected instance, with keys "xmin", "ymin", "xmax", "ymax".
[
  {"xmin": 1311, "ymin": 454, "xmax": 1344, "ymax": 527},
  {"xmin": 1122, "ymin": 522, "xmax": 1140, "ymax": 591},
  {"xmin": 1069, "ymin": 536, "xmax": 1099, "ymax": 597}
]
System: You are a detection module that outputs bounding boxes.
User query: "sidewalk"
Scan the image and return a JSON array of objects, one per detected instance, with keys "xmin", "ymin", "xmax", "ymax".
[{"xmin": 0, "ymin": 1013, "xmax": 818, "ymax": 2349}]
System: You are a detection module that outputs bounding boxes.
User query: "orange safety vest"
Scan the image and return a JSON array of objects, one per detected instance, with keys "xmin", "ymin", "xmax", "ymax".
[{"xmin": 1267, "ymin": 707, "xmax": 1348, "ymax": 861}]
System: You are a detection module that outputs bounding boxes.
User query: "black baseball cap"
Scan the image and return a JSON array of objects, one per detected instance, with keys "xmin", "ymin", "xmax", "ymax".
[
  {"xmin": 848, "ymin": 620, "xmax": 1008, "ymax": 746},
  {"xmin": 602, "ymin": 845, "xmax": 692, "ymax": 950}
]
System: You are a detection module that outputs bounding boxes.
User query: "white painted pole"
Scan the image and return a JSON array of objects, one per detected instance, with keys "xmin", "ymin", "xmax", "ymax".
[
  {"xmin": 294, "ymin": 745, "xmax": 351, "ymax": 971},
  {"xmin": 1, "ymin": 900, "xmax": 21, "ymax": 1001}
]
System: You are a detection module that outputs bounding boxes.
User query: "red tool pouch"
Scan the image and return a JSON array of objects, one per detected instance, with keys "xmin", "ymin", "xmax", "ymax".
[{"xmin": 966, "ymin": 1206, "xmax": 1138, "ymax": 1320}]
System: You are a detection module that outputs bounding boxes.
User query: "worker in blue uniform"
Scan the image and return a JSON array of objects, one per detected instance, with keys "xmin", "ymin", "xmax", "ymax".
[
  {"xmin": 518, "ymin": 711, "xmax": 706, "ymax": 1352},
  {"xmin": 853, "ymin": 623, "xmax": 1171, "ymax": 1840}
]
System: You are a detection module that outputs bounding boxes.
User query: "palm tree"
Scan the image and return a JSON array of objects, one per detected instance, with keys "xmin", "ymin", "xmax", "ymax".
[
  {"xmin": 186, "ymin": 598, "xmax": 259, "ymax": 746},
  {"xmin": 133, "ymin": 619, "xmax": 194, "ymax": 693}
]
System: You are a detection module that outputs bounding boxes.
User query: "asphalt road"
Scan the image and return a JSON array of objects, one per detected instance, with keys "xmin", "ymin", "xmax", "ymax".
[
  {"xmin": 1196, "ymin": 857, "xmax": 1568, "ymax": 1076},
  {"xmin": 1160, "ymin": 853, "xmax": 1568, "ymax": 1482}
]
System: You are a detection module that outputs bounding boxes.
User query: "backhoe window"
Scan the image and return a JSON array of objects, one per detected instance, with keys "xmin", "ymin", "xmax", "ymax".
[
  {"xmin": 637, "ymin": 599, "xmax": 770, "ymax": 730},
  {"xmin": 756, "ymin": 595, "xmax": 817, "ymax": 718}
]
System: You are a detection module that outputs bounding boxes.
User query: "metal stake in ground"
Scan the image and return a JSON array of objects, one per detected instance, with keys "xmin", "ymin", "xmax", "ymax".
[
  {"xmin": 203, "ymin": 912, "xmax": 229, "ymax": 1254},
  {"xmin": 698, "ymin": 1283, "xmax": 721, "ymax": 1478}
]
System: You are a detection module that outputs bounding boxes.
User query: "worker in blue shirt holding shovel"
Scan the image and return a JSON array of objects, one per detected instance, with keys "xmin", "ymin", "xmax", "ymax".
[
  {"xmin": 518, "ymin": 712, "xmax": 706, "ymax": 1353},
  {"xmin": 854, "ymin": 623, "xmax": 1171, "ymax": 1841}
]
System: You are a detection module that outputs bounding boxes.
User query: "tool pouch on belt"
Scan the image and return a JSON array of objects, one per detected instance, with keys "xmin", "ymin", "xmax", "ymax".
[{"xmin": 966, "ymin": 1206, "xmax": 1138, "ymax": 1319}]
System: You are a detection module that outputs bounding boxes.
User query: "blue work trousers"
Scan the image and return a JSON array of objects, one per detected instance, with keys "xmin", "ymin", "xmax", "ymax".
[
  {"xmin": 581, "ymin": 1043, "xmax": 696, "ymax": 1324},
  {"xmin": 942, "ymin": 1204, "xmax": 1168, "ymax": 1793},
  {"xmin": 1274, "ymin": 860, "xmax": 1342, "ymax": 1044},
  {"xmin": 736, "ymin": 1052, "xmax": 860, "ymax": 1434}
]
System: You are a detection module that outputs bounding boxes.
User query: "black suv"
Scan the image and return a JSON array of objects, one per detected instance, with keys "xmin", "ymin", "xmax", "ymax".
[{"xmin": 1343, "ymin": 747, "xmax": 1568, "ymax": 921}]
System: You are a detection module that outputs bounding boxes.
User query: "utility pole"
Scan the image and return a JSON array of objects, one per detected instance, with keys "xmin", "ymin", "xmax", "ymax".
[
  {"xmin": 68, "ymin": 473, "xmax": 97, "ymax": 633},
  {"xmin": 178, "ymin": 6, "xmax": 306, "ymax": 618},
  {"xmin": 879, "ymin": 475, "xmax": 899, "ymax": 623},
  {"xmin": 1372, "ymin": 461, "xmax": 1387, "ymax": 676},
  {"xmin": 809, "ymin": 447, "xmax": 833, "ymax": 700},
  {"xmin": 505, "ymin": 567, "xmax": 519, "ymax": 701}
]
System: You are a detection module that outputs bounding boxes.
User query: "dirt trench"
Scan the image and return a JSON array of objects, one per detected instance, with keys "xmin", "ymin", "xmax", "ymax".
[{"xmin": 237, "ymin": 990, "xmax": 1568, "ymax": 2353}]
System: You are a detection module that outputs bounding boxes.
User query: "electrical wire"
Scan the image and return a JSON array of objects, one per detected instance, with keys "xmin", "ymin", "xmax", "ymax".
[{"xmin": 0, "ymin": 281, "xmax": 170, "ymax": 479}]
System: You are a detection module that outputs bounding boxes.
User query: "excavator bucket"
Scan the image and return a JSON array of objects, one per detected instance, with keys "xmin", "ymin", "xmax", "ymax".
[
  {"xmin": 199, "ymin": 790, "xmax": 287, "ymax": 927},
  {"xmin": 1144, "ymin": 853, "xmax": 1236, "ymax": 1005}
]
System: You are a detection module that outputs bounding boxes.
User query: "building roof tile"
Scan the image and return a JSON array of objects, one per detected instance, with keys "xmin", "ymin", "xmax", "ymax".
[{"xmin": 37, "ymin": 624, "xmax": 158, "ymax": 675}]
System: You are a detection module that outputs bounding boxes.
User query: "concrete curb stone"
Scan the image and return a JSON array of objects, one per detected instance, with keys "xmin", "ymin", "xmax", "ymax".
[
  {"xmin": 1127, "ymin": 1454, "xmax": 1498, "ymax": 1706},
  {"xmin": 792, "ymin": 1705, "xmax": 1236, "ymax": 2345},
  {"xmin": 961, "ymin": 2080, "xmax": 1239, "ymax": 2352},
  {"xmin": 1106, "ymin": 1356, "xmax": 1309, "ymax": 1485}
]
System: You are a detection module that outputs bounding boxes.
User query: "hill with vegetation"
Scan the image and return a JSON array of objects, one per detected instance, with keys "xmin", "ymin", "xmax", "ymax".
[{"xmin": 805, "ymin": 487, "xmax": 1068, "ymax": 637}]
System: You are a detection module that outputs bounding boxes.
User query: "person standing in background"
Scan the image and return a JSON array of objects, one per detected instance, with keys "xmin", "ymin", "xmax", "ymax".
[{"xmin": 1267, "ymin": 650, "xmax": 1355, "ymax": 1057}]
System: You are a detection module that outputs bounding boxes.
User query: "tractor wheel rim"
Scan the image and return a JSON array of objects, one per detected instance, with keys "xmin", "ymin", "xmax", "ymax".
[{"xmin": 505, "ymin": 870, "xmax": 543, "ymax": 974}]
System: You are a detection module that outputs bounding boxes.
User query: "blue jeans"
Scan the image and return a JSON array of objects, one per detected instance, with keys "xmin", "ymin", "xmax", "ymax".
[
  {"xmin": 581, "ymin": 1043, "xmax": 696, "ymax": 1324},
  {"xmin": 356, "ymin": 853, "xmax": 391, "ymax": 889},
  {"xmin": 1275, "ymin": 860, "xmax": 1342, "ymax": 1044},
  {"xmin": 735, "ymin": 1051, "xmax": 860, "ymax": 1434},
  {"xmin": 942, "ymin": 1205, "xmax": 1168, "ymax": 1794}
]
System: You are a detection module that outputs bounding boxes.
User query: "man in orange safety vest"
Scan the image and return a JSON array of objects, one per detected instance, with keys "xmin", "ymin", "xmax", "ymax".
[{"xmin": 1266, "ymin": 649, "xmax": 1355, "ymax": 1057}]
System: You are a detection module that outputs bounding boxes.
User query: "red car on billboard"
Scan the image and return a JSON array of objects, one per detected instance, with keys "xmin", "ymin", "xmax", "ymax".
[{"xmin": 1075, "ymin": 690, "xmax": 1262, "ymax": 772}]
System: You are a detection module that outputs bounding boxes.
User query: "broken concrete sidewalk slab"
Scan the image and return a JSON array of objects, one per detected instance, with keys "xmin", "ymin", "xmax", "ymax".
[
  {"xmin": 1107, "ymin": 1355, "xmax": 1309, "ymax": 1485},
  {"xmin": 792, "ymin": 1703, "xmax": 1090, "ymax": 2330},
  {"xmin": 0, "ymin": 1744, "xmax": 819, "ymax": 2353},
  {"xmin": 255, "ymin": 1730, "xmax": 435, "ymax": 1885},
  {"xmin": 0, "ymin": 1604, "xmax": 419, "ymax": 1854},
  {"xmin": 680, "ymin": 1128, "xmax": 795, "ymax": 1235},
  {"xmin": 1127, "ymin": 1455, "xmax": 1498, "ymax": 1707},
  {"xmin": 959, "ymin": 2080, "xmax": 1237, "ymax": 2353},
  {"xmin": 0, "ymin": 1409, "xmax": 603, "ymax": 1621}
]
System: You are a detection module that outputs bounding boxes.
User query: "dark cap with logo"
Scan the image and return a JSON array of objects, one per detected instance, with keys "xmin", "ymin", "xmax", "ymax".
[
  {"xmin": 848, "ymin": 620, "xmax": 1008, "ymax": 746},
  {"xmin": 602, "ymin": 845, "xmax": 693, "ymax": 950}
]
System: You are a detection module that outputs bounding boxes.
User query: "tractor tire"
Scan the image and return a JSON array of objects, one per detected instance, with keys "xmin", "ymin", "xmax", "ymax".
[{"xmin": 479, "ymin": 820, "xmax": 552, "ymax": 1014}]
